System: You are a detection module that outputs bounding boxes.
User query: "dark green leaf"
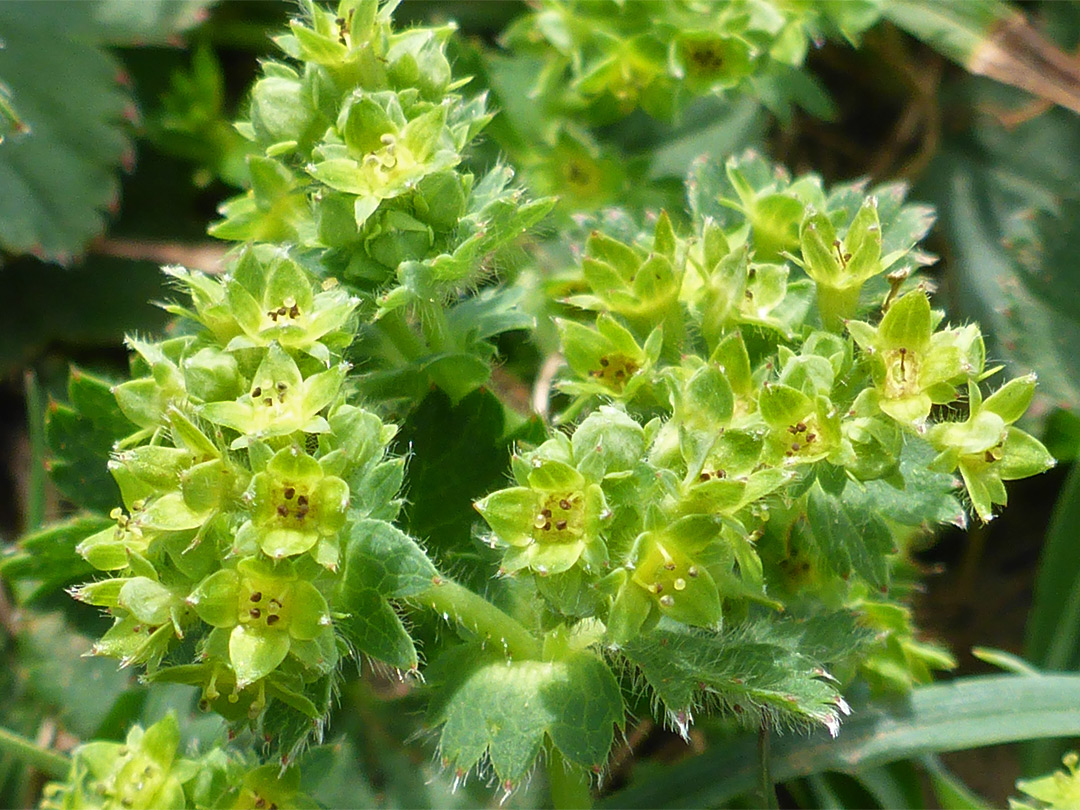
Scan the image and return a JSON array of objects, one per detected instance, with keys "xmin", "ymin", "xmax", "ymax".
[
  {"xmin": 430, "ymin": 648, "xmax": 623, "ymax": 784},
  {"xmin": 621, "ymin": 614, "xmax": 869, "ymax": 737},
  {"xmin": 806, "ymin": 481, "xmax": 892, "ymax": 589},
  {"xmin": 46, "ymin": 367, "xmax": 136, "ymax": 512},
  {"xmin": 1, "ymin": 515, "xmax": 107, "ymax": 603}
]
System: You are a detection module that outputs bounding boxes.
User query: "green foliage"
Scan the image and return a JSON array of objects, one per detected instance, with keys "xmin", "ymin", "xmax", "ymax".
[
  {"xmin": 1012, "ymin": 752, "xmax": 1080, "ymax": 810},
  {"xmin": 0, "ymin": 1, "xmax": 210, "ymax": 261},
  {"xmin": 2, "ymin": 1, "xmax": 1073, "ymax": 808}
]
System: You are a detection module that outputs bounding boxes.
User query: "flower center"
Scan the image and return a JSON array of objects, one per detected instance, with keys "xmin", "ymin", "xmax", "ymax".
[
  {"xmin": 783, "ymin": 419, "xmax": 819, "ymax": 458},
  {"xmin": 631, "ymin": 541, "xmax": 700, "ymax": 610},
  {"xmin": 272, "ymin": 482, "xmax": 314, "ymax": 527},
  {"xmin": 883, "ymin": 346, "xmax": 920, "ymax": 399},
  {"xmin": 532, "ymin": 492, "xmax": 585, "ymax": 543},
  {"xmin": 589, "ymin": 354, "xmax": 638, "ymax": 391},
  {"xmin": 239, "ymin": 581, "xmax": 290, "ymax": 631},
  {"xmin": 266, "ymin": 295, "xmax": 301, "ymax": 323},
  {"xmin": 250, "ymin": 379, "xmax": 291, "ymax": 410}
]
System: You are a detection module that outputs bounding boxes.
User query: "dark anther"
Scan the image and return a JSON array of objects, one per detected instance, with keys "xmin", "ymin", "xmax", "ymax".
[
  {"xmin": 559, "ymin": 499, "xmax": 570, "ymax": 510},
  {"xmin": 699, "ymin": 472, "xmax": 711, "ymax": 481},
  {"xmin": 277, "ymin": 504, "xmax": 289, "ymax": 517},
  {"xmin": 264, "ymin": 397, "xmax": 274, "ymax": 406},
  {"xmin": 791, "ymin": 443, "xmax": 801, "ymax": 452},
  {"xmin": 284, "ymin": 487, "xmax": 295, "ymax": 500},
  {"xmin": 541, "ymin": 508, "xmax": 552, "ymax": 518},
  {"xmin": 556, "ymin": 520, "xmax": 567, "ymax": 531},
  {"xmin": 599, "ymin": 357, "xmax": 610, "ymax": 367},
  {"xmin": 277, "ymin": 381, "xmax": 287, "ymax": 391},
  {"xmin": 252, "ymin": 387, "xmax": 262, "ymax": 398},
  {"xmin": 250, "ymin": 608, "xmax": 261, "ymax": 619},
  {"xmin": 277, "ymin": 306, "xmax": 287, "ymax": 316},
  {"xmin": 266, "ymin": 614, "xmax": 280, "ymax": 626},
  {"xmin": 297, "ymin": 495, "xmax": 309, "ymax": 507},
  {"xmin": 269, "ymin": 598, "xmax": 282, "ymax": 609},
  {"xmin": 289, "ymin": 304, "xmax": 300, "ymax": 318},
  {"xmin": 251, "ymin": 592, "xmax": 262, "ymax": 602}
]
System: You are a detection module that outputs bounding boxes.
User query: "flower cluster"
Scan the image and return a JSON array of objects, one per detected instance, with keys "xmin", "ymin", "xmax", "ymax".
[
  {"xmin": 41, "ymin": 716, "xmax": 309, "ymax": 810},
  {"xmin": 477, "ymin": 153, "xmax": 1054, "ymax": 679},
  {"xmin": 503, "ymin": 0, "xmax": 883, "ymax": 126},
  {"xmin": 70, "ymin": 245, "xmax": 402, "ymax": 744}
]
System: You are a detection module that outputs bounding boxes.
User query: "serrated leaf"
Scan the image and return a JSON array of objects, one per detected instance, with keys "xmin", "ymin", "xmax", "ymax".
[
  {"xmin": 395, "ymin": 389, "xmax": 542, "ymax": 590},
  {"xmin": 0, "ymin": 9, "xmax": 128, "ymax": 259},
  {"xmin": 843, "ymin": 438, "xmax": 966, "ymax": 528},
  {"xmin": 45, "ymin": 367, "xmax": 135, "ymax": 512},
  {"xmin": 341, "ymin": 519, "xmax": 438, "ymax": 598},
  {"xmin": 622, "ymin": 614, "xmax": 868, "ymax": 737},
  {"xmin": 431, "ymin": 649, "xmax": 623, "ymax": 783},
  {"xmin": 335, "ymin": 520, "xmax": 437, "ymax": 670},
  {"xmin": 806, "ymin": 480, "xmax": 893, "ymax": 589},
  {"xmin": 1, "ymin": 514, "xmax": 108, "ymax": 603}
]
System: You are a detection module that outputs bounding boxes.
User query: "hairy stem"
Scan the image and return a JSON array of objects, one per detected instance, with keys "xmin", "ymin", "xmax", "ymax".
[
  {"xmin": 816, "ymin": 282, "xmax": 862, "ymax": 332},
  {"xmin": 374, "ymin": 309, "xmax": 427, "ymax": 364},
  {"xmin": 413, "ymin": 579, "xmax": 541, "ymax": 660},
  {"xmin": 0, "ymin": 726, "xmax": 70, "ymax": 779},
  {"xmin": 547, "ymin": 744, "xmax": 592, "ymax": 810}
]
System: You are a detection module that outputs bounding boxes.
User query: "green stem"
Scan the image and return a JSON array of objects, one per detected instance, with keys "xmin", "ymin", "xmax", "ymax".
[
  {"xmin": 758, "ymin": 720, "xmax": 778, "ymax": 810},
  {"xmin": 413, "ymin": 580, "xmax": 541, "ymax": 660},
  {"xmin": 375, "ymin": 309, "xmax": 427, "ymax": 364},
  {"xmin": 0, "ymin": 726, "xmax": 70, "ymax": 779},
  {"xmin": 24, "ymin": 371, "xmax": 46, "ymax": 532},
  {"xmin": 418, "ymin": 300, "xmax": 452, "ymax": 355},
  {"xmin": 547, "ymin": 744, "xmax": 592, "ymax": 810},
  {"xmin": 815, "ymin": 283, "xmax": 862, "ymax": 333}
]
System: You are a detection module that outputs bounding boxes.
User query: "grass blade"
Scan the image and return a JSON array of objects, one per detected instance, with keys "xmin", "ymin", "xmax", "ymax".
[{"xmin": 604, "ymin": 675, "xmax": 1080, "ymax": 808}]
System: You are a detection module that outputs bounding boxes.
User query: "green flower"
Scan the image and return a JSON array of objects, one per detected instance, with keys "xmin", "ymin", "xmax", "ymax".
[
  {"xmin": 799, "ymin": 197, "xmax": 896, "ymax": 328},
  {"xmin": 847, "ymin": 290, "xmax": 983, "ymax": 425},
  {"xmin": 167, "ymin": 249, "xmax": 358, "ymax": 364},
  {"xmin": 606, "ymin": 517, "xmax": 723, "ymax": 644},
  {"xmin": 76, "ymin": 492, "xmax": 208, "ymax": 572},
  {"xmin": 566, "ymin": 213, "xmax": 683, "ymax": 336},
  {"xmin": 928, "ymin": 377, "xmax": 1055, "ymax": 522},
  {"xmin": 758, "ymin": 382, "xmax": 841, "ymax": 467},
  {"xmin": 188, "ymin": 556, "xmax": 332, "ymax": 688},
  {"xmin": 475, "ymin": 453, "xmax": 608, "ymax": 576},
  {"xmin": 43, "ymin": 716, "xmax": 194, "ymax": 810},
  {"xmin": 557, "ymin": 314, "xmax": 661, "ymax": 402},
  {"xmin": 1012, "ymin": 752, "xmax": 1080, "ymax": 810},
  {"xmin": 229, "ymin": 763, "xmax": 310, "ymax": 810},
  {"xmin": 235, "ymin": 446, "xmax": 349, "ymax": 563},
  {"xmin": 306, "ymin": 95, "xmax": 463, "ymax": 227},
  {"xmin": 201, "ymin": 344, "xmax": 346, "ymax": 448}
]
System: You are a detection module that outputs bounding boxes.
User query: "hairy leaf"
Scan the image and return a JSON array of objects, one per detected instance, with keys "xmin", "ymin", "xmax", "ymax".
[
  {"xmin": 45, "ymin": 367, "xmax": 135, "ymax": 513},
  {"xmin": 622, "ymin": 614, "xmax": 869, "ymax": 738},
  {"xmin": 429, "ymin": 647, "xmax": 624, "ymax": 784}
]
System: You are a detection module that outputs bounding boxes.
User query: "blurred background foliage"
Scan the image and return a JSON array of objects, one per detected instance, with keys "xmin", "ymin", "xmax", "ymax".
[{"xmin": 4, "ymin": 0, "xmax": 1080, "ymax": 807}]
